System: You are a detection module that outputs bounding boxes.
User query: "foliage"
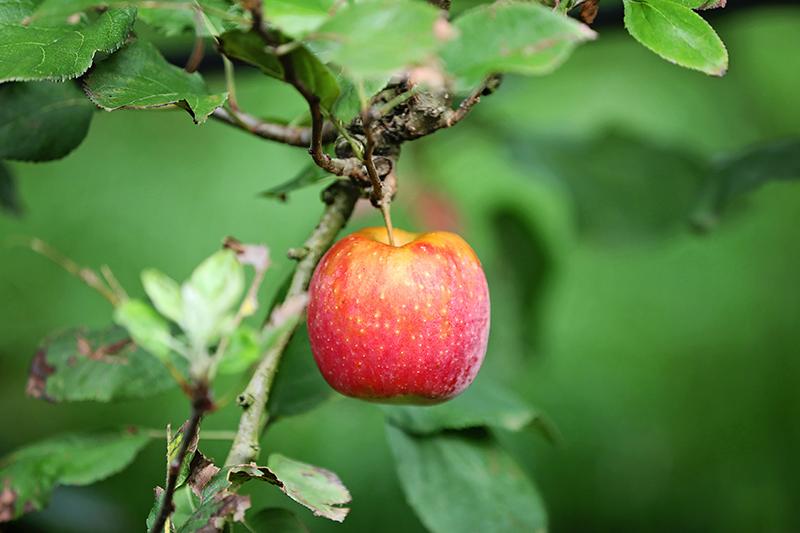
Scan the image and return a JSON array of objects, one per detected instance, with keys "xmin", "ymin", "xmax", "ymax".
[{"xmin": 1, "ymin": 0, "xmax": 795, "ymax": 532}]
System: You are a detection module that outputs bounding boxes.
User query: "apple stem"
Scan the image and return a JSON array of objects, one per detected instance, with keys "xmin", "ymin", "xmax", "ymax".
[{"xmin": 381, "ymin": 203, "xmax": 397, "ymax": 246}]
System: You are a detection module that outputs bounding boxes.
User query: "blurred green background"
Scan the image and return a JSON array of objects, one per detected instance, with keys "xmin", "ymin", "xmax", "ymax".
[{"xmin": 2, "ymin": 4, "xmax": 799, "ymax": 532}]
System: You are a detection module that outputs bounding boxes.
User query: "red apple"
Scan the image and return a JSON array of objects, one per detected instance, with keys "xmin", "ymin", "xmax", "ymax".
[{"xmin": 307, "ymin": 227, "xmax": 490, "ymax": 404}]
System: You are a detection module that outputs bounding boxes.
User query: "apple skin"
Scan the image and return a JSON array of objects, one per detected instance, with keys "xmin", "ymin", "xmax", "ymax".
[{"xmin": 307, "ymin": 227, "xmax": 490, "ymax": 404}]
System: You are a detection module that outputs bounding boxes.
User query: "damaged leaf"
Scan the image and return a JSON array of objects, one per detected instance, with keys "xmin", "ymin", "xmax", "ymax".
[
  {"xmin": 26, "ymin": 325, "xmax": 177, "ymax": 402},
  {"xmin": 83, "ymin": 40, "xmax": 228, "ymax": 124},
  {"xmin": 0, "ymin": 430, "xmax": 150, "ymax": 522},
  {"xmin": 266, "ymin": 454, "xmax": 351, "ymax": 522}
]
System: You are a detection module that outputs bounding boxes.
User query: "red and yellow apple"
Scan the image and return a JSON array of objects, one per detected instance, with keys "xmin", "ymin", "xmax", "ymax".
[{"xmin": 307, "ymin": 227, "xmax": 490, "ymax": 404}]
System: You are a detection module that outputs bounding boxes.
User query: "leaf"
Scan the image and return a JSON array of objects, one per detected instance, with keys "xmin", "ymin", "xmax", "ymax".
[
  {"xmin": 668, "ymin": 0, "xmax": 726, "ymax": 9},
  {"xmin": 623, "ymin": 0, "xmax": 728, "ymax": 76},
  {"xmin": 218, "ymin": 29, "xmax": 340, "ymax": 110},
  {"xmin": 136, "ymin": 0, "xmax": 245, "ymax": 37},
  {"xmin": 265, "ymin": 454, "xmax": 351, "ymax": 522},
  {"xmin": 0, "ymin": 430, "xmax": 150, "ymax": 522},
  {"xmin": 168, "ymin": 421, "xmax": 201, "ymax": 488},
  {"xmin": 149, "ymin": 452, "xmax": 251, "ymax": 532},
  {"xmin": 0, "ymin": 81, "xmax": 94, "ymax": 162},
  {"xmin": 222, "ymin": 238, "xmax": 270, "ymax": 317},
  {"xmin": 0, "ymin": 7, "xmax": 137, "ymax": 83},
  {"xmin": 0, "ymin": 162, "xmax": 22, "ymax": 216},
  {"xmin": 692, "ymin": 139, "xmax": 800, "ymax": 231},
  {"xmin": 264, "ymin": 0, "xmax": 336, "ymax": 39},
  {"xmin": 114, "ymin": 299, "xmax": 176, "ymax": 361},
  {"xmin": 385, "ymin": 426, "xmax": 547, "ymax": 533},
  {"xmin": 216, "ymin": 325, "xmax": 261, "ymax": 374},
  {"xmin": 260, "ymin": 163, "xmax": 334, "ymax": 201},
  {"xmin": 187, "ymin": 249, "xmax": 244, "ymax": 317},
  {"xmin": 248, "ymin": 507, "xmax": 309, "ymax": 533},
  {"xmin": 268, "ymin": 323, "xmax": 332, "ymax": 419},
  {"xmin": 509, "ymin": 130, "xmax": 707, "ymax": 244},
  {"xmin": 329, "ymin": 73, "xmax": 390, "ymax": 125},
  {"xmin": 83, "ymin": 40, "xmax": 228, "ymax": 124},
  {"xmin": 310, "ymin": 0, "xmax": 444, "ymax": 80},
  {"xmin": 180, "ymin": 249, "xmax": 244, "ymax": 349},
  {"xmin": 382, "ymin": 379, "xmax": 546, "ymax": 436},
  {"xmin": 25, "ymin": 325, "xmax": 177, "ymax": 402},
  {"xmin": 142, "ymin": 268, "xmax": 184, "ymax": 324},
  {"xmin": 442, "ymin": 1, "xmax": 596, "ymax": 91},
  {"xmin": 0, "ymin": 0, "xmax": 37, "ymax": 23}
]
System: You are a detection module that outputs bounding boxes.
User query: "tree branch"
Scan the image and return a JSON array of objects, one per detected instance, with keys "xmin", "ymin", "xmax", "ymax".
[
  {"xmin": 148, "ymin": 386, "xmax": 212, "ymax": 533},
  {"xmin": 246, "ymin": 3, "xmax": 371, "ymax": 182},
  {"xmin": 441, "ymin": 75, "xmax": 502, "ymax": 129},
  {"xmin": 225, "ymin": 182, "xmax": 360, "ymax": 466},
  {"xmin": 210, "ymin": 108, "xmax": 336, "ymax": 147}
]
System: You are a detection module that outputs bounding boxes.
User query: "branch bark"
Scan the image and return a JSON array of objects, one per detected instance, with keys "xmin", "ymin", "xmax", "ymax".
[
  {"xmin": 225, "ymin": 182, "xmax": 359, "ymax": 466},
  {"xmin": 210, "ymin": 108, "xmax": 336, "ymax": 147},
  {"xmin": 148, "ymin": 386, "xmax": 211, "ymax": 533}
]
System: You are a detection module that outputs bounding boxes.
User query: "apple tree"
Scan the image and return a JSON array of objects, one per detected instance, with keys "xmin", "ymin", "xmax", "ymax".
[{"xmin": 0, "ymin": 1, "xmax": 771, "ymax": 532}]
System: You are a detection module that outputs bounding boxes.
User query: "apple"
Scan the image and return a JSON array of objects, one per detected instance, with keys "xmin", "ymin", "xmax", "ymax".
[{"xmin": 307, "ymin": 227, "xmax": 490, "ymax": 404}]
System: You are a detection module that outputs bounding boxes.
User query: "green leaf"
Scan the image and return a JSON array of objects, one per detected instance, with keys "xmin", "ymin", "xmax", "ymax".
[
  {"xmin": 83, "ymin": 40, "xmax": 228, "ymax": 124},
  {"xmin": 217, "ymin": 325, "xmax": 261, "ymax": 374},
  {"xmin": 264, "ymin": 0, "xmax": 335, "ymax": 38},
  {"xmin": 113, "ymin": 299, "xmax": 176, "ymax": 361},
  {"xmin": 180, "ymin": 249, "xmax": 244, "ymax": 349},
  {"xmin": 0, "ymin": 81, "xmax": 94, "ymax": 162},
  {"xmin": 0, "ymin": 7, "xmax": 137, "ymax": 83},
  {"xmin": 261, "ymin": 163, "xmax": 334, "ymax": 201},
  {"xmin": 218, "ymin": 29, "xmax": 340, "ymax": 110},
  {"xmin": 137, "ymin": 0, "xmax": 245, "ymax": 37},
  {"xmin": 510, "ymin": 130, "xmax": 707, "ymax": 244},
  {"xmin": 0, "ymin": 162, "xmax": 22, "ymax": 216},
  {"xmin": 0, "ymin": 430, "xmax": 151, "ymax": 522},
  {"xmin": 623, "ymin": 0, "xmax": 728, "ymax": 76},
  {"xmin": 168, "ymin": 421, "xmax": 200, "ymax": 489},
  {"xmin": 385, "ymin": 426, "xmax": 547, "ymax": 533},
  {"xmin": 0, "ymin": 0, "xmax": 37, "ymax": 23},
  {"xmin": 382, "ymin": 379, "xmax": 546, "ymax": 436},
  {"xmin": 329, "ymin": 72, "xmax": 389, "ymax": 125},
  {"xmin": 266, "ymin": 454, "xmax": 351, "ymax": 522},
  {"xmin": 692, "ymin": 139, "xmax": 800, "ymax": 231},
  {"xmin": 248, "ymin": 507, "xmax": 309, "ymax": 533},
  {"xmin": 142, "ymin": 268, "xmax": 183, "ymax": 324},
  {"xmin": 25, "ymin": 325, "xmax": 177, "ymax": 403},
  {"xmin": 310, "ymin": 0, "xmax": 443, "ymax": 79},
  {"xmin": 668, "ymin": 0, "xmax": 726, "ymax": 9},
  {"xmin": 268, "ymin": 323, "xmax": 332, "ymax": 419},
  {"xmin": 442, "ymin": 1, "xmax": 596, "ymax": 91},
  {"xmin": 187, "ymin": 249, "xmax": 244, "ymax": 316}
]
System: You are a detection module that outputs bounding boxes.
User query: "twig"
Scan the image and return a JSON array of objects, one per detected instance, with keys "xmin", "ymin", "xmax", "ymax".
[
  {"xmin": 361, "ymin": 109, "xmax": 397, "ymax": 245},
  {"xmin": 225, "ymin": 182, "xmax": 359, "ymax": 466},
  {"xmin": 148, "ymin": 386, "xmax": 212, "ymax": 533},
  {"xmin": 442, "ymin": 75, "xmax": 502, "ymax": 128},
  {"xmin": 211, "ymin": 108, "xmax": 328, "ymax": 147},
  {"xmin": 25, "ymin": 238, "xmax": 119, "ymax": 305},
  {"xmin": 245, "ymin": 3, "xmax": 370, "ymax": 182}
]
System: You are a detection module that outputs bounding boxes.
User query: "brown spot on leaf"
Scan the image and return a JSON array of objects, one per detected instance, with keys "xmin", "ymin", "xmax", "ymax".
[
  {"xmin": 75, "ymin": 335, "xmax": 132, "ymax": 364},
  {"xmin": 187, "ymin": 452, "xmax": 219, "ymax": 498},
  {"xmin": 580, "ymin": 0, "xmax": 599, "ymax": 24},
  {"xmin": 0, "ymin": 480, "xmax": 17, "ymax": 522},
  {"xmin": 26, "ymin": 349, "xmax": 55, "ymax": 401}
]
